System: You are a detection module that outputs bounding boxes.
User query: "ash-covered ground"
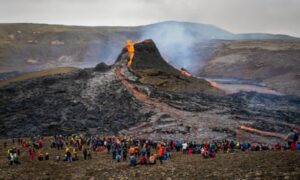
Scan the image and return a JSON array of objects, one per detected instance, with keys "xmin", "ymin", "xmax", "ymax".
[{"xmin": 0, "ymin": 40, "xmax": 299, "ymax": 144}]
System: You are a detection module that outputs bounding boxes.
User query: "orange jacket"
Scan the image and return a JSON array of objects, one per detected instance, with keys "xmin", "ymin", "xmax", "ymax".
[{"xmin": 158, "ymin": 146, "xmax": 165, "ymax": 157}]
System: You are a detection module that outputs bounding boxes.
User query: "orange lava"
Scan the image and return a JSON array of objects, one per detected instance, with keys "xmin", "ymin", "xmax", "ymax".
[
  {"xmin": 115, "ymin": 66, "xmax": 183, "ymax": 119},
  {"xmin": 180, "ymin": 68, "xmax": 192, "ymax": 77},
  {"xmin": 126, "ymin": 40, "xmax": 135, "ymax": 67},
  {"xmin": 206, "ymin": 79, "xmax": 222, "ymax": 89},
  {"xmin": 240, "ymin": 125, "xmax": 286, "ymax": 139}
]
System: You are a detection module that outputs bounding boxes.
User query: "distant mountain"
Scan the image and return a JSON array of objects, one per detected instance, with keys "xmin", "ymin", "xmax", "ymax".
[
  {"xmin": 0, "ymin": 21, "xmax": 299, "ymax": 76},
  {"xmin": 235, "ymin": 33, "xmax": 298, "ymax": 40}
]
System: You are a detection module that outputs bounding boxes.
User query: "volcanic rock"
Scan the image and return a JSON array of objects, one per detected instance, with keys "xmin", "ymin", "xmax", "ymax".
[
  {"xmin": 118, "ymin": 39, "xmax": 222, "ymax": 95},
  {"xmin": 0, "ymin": 39, "xmax": 299, "ymax": 144},
  {"xmin": 94, "ymin": 62, "xmax": 110, "ymax": 72}
]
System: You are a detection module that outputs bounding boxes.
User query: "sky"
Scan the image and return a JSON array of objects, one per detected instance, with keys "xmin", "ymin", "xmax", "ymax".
[{"xmin": 0, "ymin": 0, "xmax": 300, "ymax": 37}]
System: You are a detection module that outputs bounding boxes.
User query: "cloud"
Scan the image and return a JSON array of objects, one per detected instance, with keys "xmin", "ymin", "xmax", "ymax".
[{"xmin": 0, "ymin": 0, "xmax": 299, "ymax": 36}]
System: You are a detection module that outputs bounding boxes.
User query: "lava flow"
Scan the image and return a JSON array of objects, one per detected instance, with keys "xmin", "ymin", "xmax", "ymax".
[
  {"xmin": 180, "ymin": 68, "xmax": 193, "ymax": 77},
  {"xmin": 115, "ymin": 65, "xmax": 185, "ymax": 120},
  {"xmin": 206, "ymin": 79, "xmax": 222, "ymax": 90},
  {"xmin": 126, "ymin": 40, "xmax": 135, "ymax": 67},
  {"xmin": 240, "ymin": 125, "xmax": 286, "ymax": 139}
]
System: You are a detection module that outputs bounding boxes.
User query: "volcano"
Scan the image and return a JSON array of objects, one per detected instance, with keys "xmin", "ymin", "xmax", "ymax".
[{"xmin": 0, "ymin": 39, "xmax": 299, "ymax": 144}]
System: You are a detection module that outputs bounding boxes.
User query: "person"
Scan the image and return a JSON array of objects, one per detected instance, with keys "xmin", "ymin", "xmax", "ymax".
[
  {"xmin": 138, "ymin": 154, "xmax": 147, "ymax": 165},
  {"xmin": 87, "ymin": 148, "xmax": 92, "ymax": 160},
  {"xmin": 38, "ymin": 149, "xmax": 43, "ymax": 161},
  {"xmin": 175, "ymin": 140, "xmax": 182, "ymax": 152},
  {"xmin": 188, "ymin": 147, "xmax": 193, "ymax": 155},
  {"xmin": 292, "ymin": 129, "xmax": 299, "ymax": 150},
  {"xmin": 72, "ymin": 148, "xmax": 78, "ymax": 161},
  {"xmin": 45, "ymin": 153, "xmax": 49, "ymax": 160},
  {"xmin": 182, "ymin": 142, "xmax": 188, "ymax": 154},
  {"xmin": 65, "ymin": 147, "xmax": 72, "ymax": 162},
  {"xmin": 8, "ymin": 147, "xmax": 20, "ymax": 165},
  {"xmin": 129, "ymin": 154, "xmax": 137, "ymax": 166},
  {"xmin": 158, "ymin": 144, "xmax": 165, "ymax": 164},
  {"xmin": 83, "ymin": 147, "xmax": 88, "ymax": 160},
  {"xmin": 201, "ymin": 147, "xmax": 209, "ymax": 159},
  {"xmin": 123, "ymin": 147, "xmax": 127, "ymax": 161},
  {"xmin": 286, "ymin": 129, "xmax": 297, "ymax": 150},
  {"xmin": 116, "ymin": 153, "xmax": 121, "ymax": 162},
  {"xmin": 148, "ymin": 154, "xmax": 156, "ymax": 165},
  {"xmin": 29, "ymin": 145, "xmax": 35, "ymax": 160},
  {"xmin": 146, "ymin": 145, "xmax": 151, "ymax": 159}
]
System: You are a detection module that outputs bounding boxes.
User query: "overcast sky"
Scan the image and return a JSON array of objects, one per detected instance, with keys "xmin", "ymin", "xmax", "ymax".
[{"xmin": 0, "ymin": 0, "xmax": 299, "ymax": 36}]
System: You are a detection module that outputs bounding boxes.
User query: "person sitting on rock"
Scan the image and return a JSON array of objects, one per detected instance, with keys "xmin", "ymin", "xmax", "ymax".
[
  {"xmin": 116, "ymin": 154, "xmax": 121, "ymax": 162},
  {"xmin": 275, "ymin": 143, "xmax": 282, "ymax": 150},
  {"xmin": 129, "ymin": 154, "xmax": 137, "ymax": 166},
  {"xmin": 148, "ymin": 154, "xmax": 156, "ymax": 165},
  {"xmin": 138, "ymin": 154, "xmax": 147, "ymax": 165}
]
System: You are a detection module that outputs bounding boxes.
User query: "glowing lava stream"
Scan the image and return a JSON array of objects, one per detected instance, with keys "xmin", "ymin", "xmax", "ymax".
[
  {"xmin": 126, "ymin": 40, "xmax": 135, "ymax": 67},
  {"xmin": 240, "ymin": 125, "xmax": 286, "ymax": 139},
  {"xmin": 115, "ymin": 65, "xmax": 187, "ymax": 120}
]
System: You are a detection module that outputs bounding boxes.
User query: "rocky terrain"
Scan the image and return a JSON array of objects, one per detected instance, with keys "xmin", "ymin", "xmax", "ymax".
[
  {"xmin": 1, "ymin": 40, "xmax": 299, "ymax": 145},
  {"xmin": 197, "ymin": 40, "xmax": 300, "ymax": 96}
]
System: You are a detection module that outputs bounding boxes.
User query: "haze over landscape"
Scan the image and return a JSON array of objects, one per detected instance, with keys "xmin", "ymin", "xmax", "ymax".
[{"xmin": 1, "ymin": 0, "xmax": 300, "ymax": 37}]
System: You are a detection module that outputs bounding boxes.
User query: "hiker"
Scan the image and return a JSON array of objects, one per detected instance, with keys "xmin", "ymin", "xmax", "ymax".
[
  {"xmin": 122, "ymin": 146, "xmax": 128, "ymax": 161},
  {"xmin": 38, "ymin": 149, "xmax": 43, "ymax": 161},
  {"xmin": 286, "ymin": 129, "xmax": 298, "ymax": 150},
  {"xmin": 65, "ymin": 146, "xmax": 72, "ymax": 162},
  {"xmin": 129, "ymin": 154, "xmax": 137, "ymax": 166},
  {"xmin": 111, "ymin": 143, "xmax": 116, "ymax": 160},
  {"xmin": 45, "ymin": 153, "xmax": 49, "ymax": 160},
  {"xmin": 3, "ymin": 141, "xmax": 7, "ymax": 149},
  {"xmin": 201, "ymin": 147, "xmax": 209, "ymax": 159},
  {"xmin": 106, "ymin": 140, "xmax": 111, "ymax": 154},
  {"xmin": 116, "ymin": 151, "xmax": 122, "ymax": 162},
  {"xmin": 275, "ymin": 143, "xmax": 282, "ymax": 150},
  {"xmin": 87, "ymin": 148, "xmax": 92, "ymax": 160},
  {"xmin": 83, "ymin": 147, "xmax": 88, "ymax": 160},
  {"xmin": 175, "ymin": 140, "xmax": 182, "ymax": 152},
  {"xmin": 158, "ymin": 144, "xmax": 165, "ymax": 164},
  {"xmin": 29, "ymin": 145, "xmax": 35, "ymax": 160},
  {"xmin": 8, "ymin": 147, "xmax": 20, "ymax": 165},
  {"xmin": 138, "ymin": 154, "xmax": 147, "ymax": 165},
  {"xmin": 72, "ymin": 148, "xmax": 78, "ymax": 161},
  {"xmin": 188, "ymin": 147, "xmax": 193, "ymax": 155},
  {"xmin": 148, "ymin": 154, "xmax": 156, "ymax": 165},
  {"xmin": 182, "ymin": 142, "xmax": 188, "ymax": 154},
  {"xmin": 146, "ymin": 145, "xmax": 151, "ymax": 159}
]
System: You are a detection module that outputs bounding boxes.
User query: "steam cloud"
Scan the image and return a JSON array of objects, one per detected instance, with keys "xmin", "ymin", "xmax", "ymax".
[{"xmin": 141, "ymin": 22, "xmax": 198, "ymax": 71}]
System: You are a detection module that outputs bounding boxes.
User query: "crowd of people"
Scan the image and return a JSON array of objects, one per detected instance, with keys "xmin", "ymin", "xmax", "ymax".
[{"xmin": 3, "ymin": 129, "xmax": 299, "ymax": 166}]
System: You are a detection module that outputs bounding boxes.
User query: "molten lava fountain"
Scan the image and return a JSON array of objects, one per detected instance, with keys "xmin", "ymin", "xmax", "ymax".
[{"xmin": 126, "ymin": 40, "xmax": 135, "ymax": 67}]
